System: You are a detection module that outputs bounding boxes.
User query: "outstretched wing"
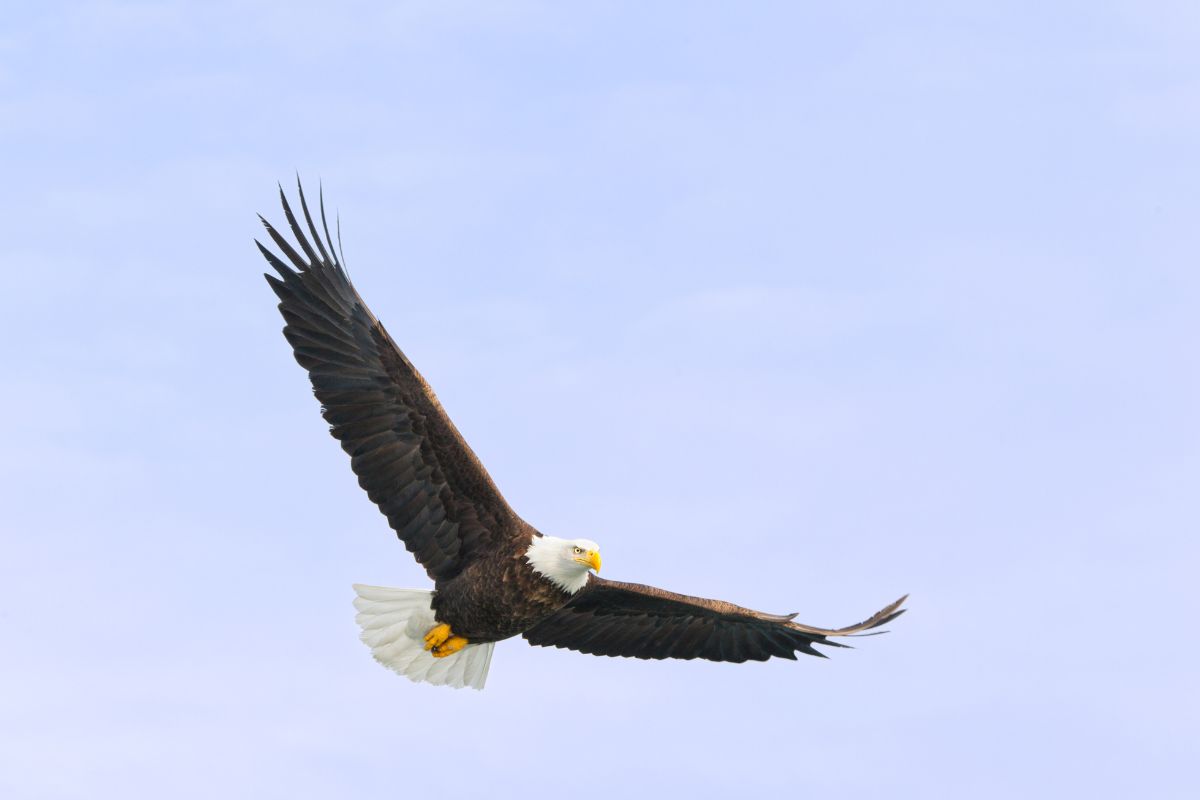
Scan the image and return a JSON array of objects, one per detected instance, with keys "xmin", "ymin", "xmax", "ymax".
[
  {"xmin": 523, "ymin": 576, "xmax": 907, "ymax": 662},
  {"xmin": 258, "ymin": 181, "xmax": 524, "ymax": 582}
]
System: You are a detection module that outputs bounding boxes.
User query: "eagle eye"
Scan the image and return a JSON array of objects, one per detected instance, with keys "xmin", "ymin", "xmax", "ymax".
[{"xmin": 573, "ymin": 546, "xmax": 583, "ymax": 555}]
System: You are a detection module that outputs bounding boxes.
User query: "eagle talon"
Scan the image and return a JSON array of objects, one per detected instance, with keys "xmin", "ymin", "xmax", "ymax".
[
  {"xmin": 432, "ymin": 635, "xmax": 468, "ymax": 658},
  {"xmin": 423, "ymin": 623, "xmax": 452, "ymax": 651}
]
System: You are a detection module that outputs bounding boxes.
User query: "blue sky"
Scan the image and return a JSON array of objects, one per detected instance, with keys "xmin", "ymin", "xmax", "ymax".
[{"xmin": 2, "ymin": 1, "xmax": 1197, "ymax": 797}]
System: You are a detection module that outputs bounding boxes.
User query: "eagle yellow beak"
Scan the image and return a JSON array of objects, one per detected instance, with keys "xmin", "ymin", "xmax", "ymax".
[{"xmin": 575, "ymin": 550, "xmax": 601, "ymax": 573}]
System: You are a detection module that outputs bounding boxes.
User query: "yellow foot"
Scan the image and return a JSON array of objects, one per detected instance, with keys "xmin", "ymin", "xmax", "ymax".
[
  {"xmin": 423, "ymin": 623, "xmax": 452, "ymax": 651},
  {"xmin": 432, "ymin": 636, "xmax": 468, "ymax": 658}
]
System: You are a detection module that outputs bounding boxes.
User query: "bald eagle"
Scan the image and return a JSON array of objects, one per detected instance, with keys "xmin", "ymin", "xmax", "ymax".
[{"xmin": 258, "ymin": 182, "xmax": 906, "ymax": 690}]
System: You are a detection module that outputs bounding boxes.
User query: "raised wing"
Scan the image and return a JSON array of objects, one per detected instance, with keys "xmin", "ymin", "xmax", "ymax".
[
  {"xmin": 258, "ymin": 181, "xmax": 522, "ymax": 582},
  {"xmin": 523, "ymin": 576, "xmax": 907, "ymax": 662}
]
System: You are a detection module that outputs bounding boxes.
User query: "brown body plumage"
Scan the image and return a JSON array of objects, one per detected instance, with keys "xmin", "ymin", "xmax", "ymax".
[
  {"xmin": 258, "ymin": 180, "xmax": 905, "ymax": 678},
  {"xmin": 431, "ymin": 525, "xmax": 574, "ymax": 642}
]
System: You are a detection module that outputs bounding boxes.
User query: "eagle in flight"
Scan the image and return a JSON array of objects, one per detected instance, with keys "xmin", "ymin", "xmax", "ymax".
[{"xmin": 257, "ymin": 181, "xmax": 907, "ymax": 690}]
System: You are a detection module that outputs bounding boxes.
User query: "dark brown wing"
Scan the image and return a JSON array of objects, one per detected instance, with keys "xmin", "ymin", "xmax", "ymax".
[
  {"xmin": 258, "ymin": 181, "xmax": 522, "ymax": 582},
  {"xmin": 523, "ymin": 576, "xmax": 907, "ymax": 662}
]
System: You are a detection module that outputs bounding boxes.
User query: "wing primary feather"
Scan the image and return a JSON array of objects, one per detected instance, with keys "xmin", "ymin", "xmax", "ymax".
[
  {"xmin": 258, "ymin": 215, "xmax": 309, "ymax": 273},
  {"xmin": 318, "ymin": 184, "xmax": 341, "ymax": 270},
  {"xmin": 798, "ymin": 641, "xmax": 830, "ymax": 659},
  {"xmin": 336, "ymin": 211, "xmax": 348, "ymax": 274},
  {"xmin": 279, "ymin": 183, "xmax": 320, "ymax": 267},
  {"xmin": 263, "ymin": 271, "xmax": 289, "ymax": 298},
  {"xmin": 297, "ymin": 177, "xmax": 333, "ymax": 266},
  {"xmin": 256, "ymin": 238, "xmax": 298, "ymax": 280}
]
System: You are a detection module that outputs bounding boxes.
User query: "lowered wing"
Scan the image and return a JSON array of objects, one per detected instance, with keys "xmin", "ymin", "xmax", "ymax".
[
  {"xmin": 523, "ymin": 576, "xmax": 907, "ymax": 662},
  {"xmin": 258, "ymin": 181, "xmax": 523, "ymax": 582}
]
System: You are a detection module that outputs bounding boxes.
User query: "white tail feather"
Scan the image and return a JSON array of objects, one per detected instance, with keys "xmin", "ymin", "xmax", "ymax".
[{"xmin": 351, "ymin": 585, "xmax": 495, "ymax": 691}]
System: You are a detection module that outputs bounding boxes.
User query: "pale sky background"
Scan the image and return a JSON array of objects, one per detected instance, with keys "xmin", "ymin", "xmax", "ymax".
[{"xmin": 2, "ymin": 2, "xmax": 1198, "ymax": 798}]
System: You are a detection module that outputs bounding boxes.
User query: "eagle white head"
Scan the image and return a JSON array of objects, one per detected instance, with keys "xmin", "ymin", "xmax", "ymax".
[{"xmin": 525, "ymin": 535, "xmax": 602, "ymax": 594}]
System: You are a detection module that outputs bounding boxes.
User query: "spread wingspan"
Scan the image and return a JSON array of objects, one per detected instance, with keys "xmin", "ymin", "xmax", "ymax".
[
  {"xmin": 258, "ymin": 181, "xmax": 523, "ymax": 582},
  {"xmin": 523, "ymin": 576, "xmax": 907, "ymax": 662}
]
